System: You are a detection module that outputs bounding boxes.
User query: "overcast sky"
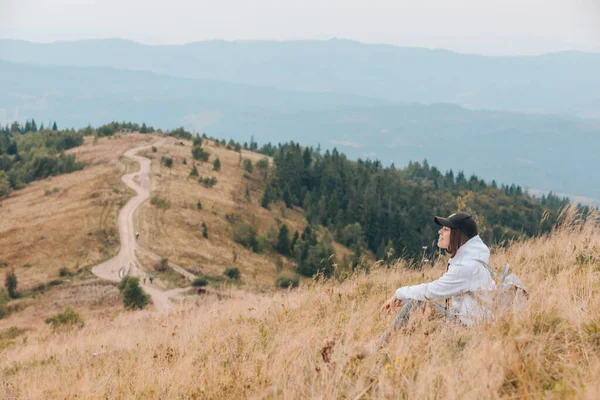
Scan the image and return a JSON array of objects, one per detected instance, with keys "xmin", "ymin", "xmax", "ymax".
[{"xmin": 0, "ymin": 0, "xmax": 598, "ymax": 55}]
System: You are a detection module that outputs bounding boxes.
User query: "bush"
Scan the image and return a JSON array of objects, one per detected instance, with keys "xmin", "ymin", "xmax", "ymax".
[
  {"xmin": 224, "ymin": 267, "xmax": 241, "ymax": 280},
  {"xmin": 189, "ymin": 165, "xmax": 199, "ymax": 177},
  {"xmin": 202, "ymin": 221, "xmax": 208, "ymax": 238},
  {"xmin": 256, "ymin": 157, "xmax": 269, "ymax": 170},
  {"xmin": 192, "ymin": 145, "xmax": 209, "ymax": 162},
  {"xmin": 276, "ymin": 274, "xmax": 299, "ymax": 289},
  {"xmin": 4, "ymin": 269, "xmax": 17, "ymax": 299},
  {"xmin": 243, "ymin": 159, "xmax": 254, "ymax": 173},
  {"xmin": 59, "ymin": 267, "xmax": 71, "ymax": 277},
  {"xmin": 196, "ymin": 201, "xmax": 203, "ymax": 209},
  {"xmin": 160, "ymin": 156, "xmax": 173, "ymax": 168},
  {"xmin": 151, "ymin": 196, "xmax": 170, "ymax": 209},
  {"xmin": 156, "ymin": 258, "xmax": 169, "ymax": 272},
  {"xmin": 199, "ymin": 176, "xmax": 217, "ymax": 188},
  {"xmin": 232, "ymin": 221, "xmax": 260, "ymax": 252},
  {"xmin": 119, "ymin": 276, "xmax": 149, "ymax": 310},
  {"xmin": 152, "ymin": 146, "xmax": 157, "ymax": 153},
  {"xmin": 193, "ymin": 136, "xmax": 202, "ymax": 146},
  {"xmin": 213, "ymin": 157, "xmax": 221, "ymax": 171},
  {"xmin": 45, "ymin": 308, "xmax": 84, "ymax": 330},
  {"xmin": 192, "ymin": 277, "xmax": 208, "ymax": 287}
]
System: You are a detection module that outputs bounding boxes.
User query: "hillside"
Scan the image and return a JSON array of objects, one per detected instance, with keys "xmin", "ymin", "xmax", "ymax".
[
  {"xmin": 0, "ymin": 132, "xmax": 350, "ymax": 327},
  {"xmin": 1, "ymin": 208, "xmax": 598, "ymax": 398}
]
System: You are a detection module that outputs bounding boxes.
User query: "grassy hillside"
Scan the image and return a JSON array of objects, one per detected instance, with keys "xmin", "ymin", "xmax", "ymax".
[
  {"xmin": 134, "ymin": 136, "xmax": 349, "ymax": 286},
  {"xmin": 0, "ymin": 132, "xmax": 350, "ymax": 328},
  {"xmin": 0, "ymin": 134, "xmax": 153, "ymax": 288},
  {"xmin": 0, "ymin": 208, "xmax": 598, "ymax": 398}
]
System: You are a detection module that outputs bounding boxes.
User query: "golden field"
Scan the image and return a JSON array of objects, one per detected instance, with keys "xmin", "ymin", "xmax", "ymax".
[
  {"xmin": 0, "ymin": 132, "xmax": 349, "ymax": 329},
  {"xmin": 1, "ymin": 207, "xmax": 598, "ymax": 399}
]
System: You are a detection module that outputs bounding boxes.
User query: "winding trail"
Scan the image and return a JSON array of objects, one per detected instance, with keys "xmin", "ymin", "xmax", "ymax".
[{"xmin": 92, "ymin": 139, "xmax": 188, "ymax": 312}]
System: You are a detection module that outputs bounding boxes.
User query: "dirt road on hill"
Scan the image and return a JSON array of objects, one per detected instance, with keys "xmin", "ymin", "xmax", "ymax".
[{"xmin": 92, "ymin": 139, "xmax": 188, "ymax": 312}]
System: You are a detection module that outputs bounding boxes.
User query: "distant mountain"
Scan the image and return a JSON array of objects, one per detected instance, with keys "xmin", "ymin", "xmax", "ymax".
[
  {"xmin": 1, "ymin": 59, "xmax": 598, "ymax": 204},
  {"xmin": 1, "ymin": 39, "xmax": 600, "ymax": 118}
]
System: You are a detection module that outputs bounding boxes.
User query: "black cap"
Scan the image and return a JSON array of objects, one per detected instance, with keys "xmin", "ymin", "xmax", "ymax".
[{"xmin": 434, "ymin": 212, "xmax": 478, "ymax": 238}]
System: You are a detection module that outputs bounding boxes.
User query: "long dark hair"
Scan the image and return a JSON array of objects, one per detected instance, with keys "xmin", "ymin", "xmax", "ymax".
[{"xmin": 447, "ymin": 228, "xmax": 471, "ymax": 256}]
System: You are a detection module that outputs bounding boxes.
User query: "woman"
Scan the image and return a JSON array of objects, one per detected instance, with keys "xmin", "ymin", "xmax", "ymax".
[{"xmin": 379, "ymin": 212, "xmax": 496, "ymax": 342}]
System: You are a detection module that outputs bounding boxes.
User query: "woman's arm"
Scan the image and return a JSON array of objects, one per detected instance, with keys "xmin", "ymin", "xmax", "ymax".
[{"xmin": 394, "ymin": 262, "xmax": 473, "ymax": 302}]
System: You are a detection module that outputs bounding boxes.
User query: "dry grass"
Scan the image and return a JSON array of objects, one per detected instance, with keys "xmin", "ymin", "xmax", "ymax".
[
  {"xmin": 0, "ymin": 134, "xmax": 154, "ymax": 289},
  {"xmin": 1, "ymin": 208, "xmax": 598, "ymax": 399},
  {"xmin": 0, "ymin": 134, "xmax": 155, "ymax": 331},
  {"xmin": 135, "ymin": 138, "xmax": 335, "ymax": 286}
]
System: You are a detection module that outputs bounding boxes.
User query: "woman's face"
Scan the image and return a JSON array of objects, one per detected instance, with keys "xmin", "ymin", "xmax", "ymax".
[{"xmin": 438, "ymin": 226, "xmax": 451, "ymax": 250}]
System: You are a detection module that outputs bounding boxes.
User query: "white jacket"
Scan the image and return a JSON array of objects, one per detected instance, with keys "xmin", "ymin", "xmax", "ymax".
[{"xmin": 394, "ymin": 235, "xmax": 496, "ymax": 325}]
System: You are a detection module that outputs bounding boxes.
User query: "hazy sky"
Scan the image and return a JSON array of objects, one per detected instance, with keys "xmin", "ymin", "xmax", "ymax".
[{"xmin": 1, "ymin": 0, "xmax": 599, "ymax": 55}]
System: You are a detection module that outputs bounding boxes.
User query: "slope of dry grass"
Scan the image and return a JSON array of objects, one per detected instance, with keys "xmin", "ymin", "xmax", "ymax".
[
  {"xmin": 2, "ymin": 208, "xmax": 598, "ymax": 399},
  {"xmin": 135, "ymin": 138, "xmax": 344, "ymax": 286},
  {"xmin": 0, "ymin": 134, "xmax": 154, "ymax": 289}
]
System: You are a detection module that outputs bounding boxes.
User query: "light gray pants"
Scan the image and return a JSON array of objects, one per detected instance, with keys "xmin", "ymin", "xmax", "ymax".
[{"xmin": 379, "ymin": 299, "xmax": 458, "ymax": 343}]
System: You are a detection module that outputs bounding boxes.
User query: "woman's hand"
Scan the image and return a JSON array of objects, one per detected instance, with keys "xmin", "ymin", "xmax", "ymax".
[{"xmin": 380, "ymin": 294, "xmax": 402, "ymax": 314}]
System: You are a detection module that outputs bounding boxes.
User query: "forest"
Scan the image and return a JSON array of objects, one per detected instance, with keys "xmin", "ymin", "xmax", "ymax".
[{"xmin": 259, "ymin": 142, "xmax": 576, "ymax": 268}]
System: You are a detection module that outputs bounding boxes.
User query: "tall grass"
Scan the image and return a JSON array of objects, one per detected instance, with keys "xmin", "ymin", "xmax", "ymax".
[{"xmin": 1, "ymin": 207, "xmax": 598, "ymax": 399}]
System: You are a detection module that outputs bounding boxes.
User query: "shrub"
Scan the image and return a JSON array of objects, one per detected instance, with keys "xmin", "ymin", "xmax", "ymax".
[
  {"xmin": 202, "ymin": 222, "xmax": 208, "ymax": 239},
  {"xmin": 45, "ymin": 308, "xmax": 85, "ymax": 330},
  {"xmin": 59, "ymin": 267, "xmax": 71, "ymax": 277},
  {"xmin": 119, "ymin": 276, "xmax": 149, "ymax": 310},
  {"xmin": 189, "ymin": 165, "xmax": 199, "ymax": 177},
  {"xmin": 213, "ymin": 157, "xmax": 221, "ymax": 171},
  {"xmin": 192, "ymin": 145, "xmax": 209, "ymax": 162},
  {"xmin": 232, "ymin": 221, "xmax": 260, "ymax": 252},
  {"xmin": 224, "ymin": 267, "xmax": 241, "ymax": 280},
  {"xmin": 4, "ymin": 269, "xmax": 18, "ymax": 299},
  {"xmin": 199, "ymin": 176, "xmax": 217, "ymax": 188},
  {"xmin": 152, "ymin": 146, "xmax": 157, "ymax": 152},
  {"xmin": 192, "ymin": 277, "xmax": 208, "ymax": 287},
  {"xmin": 193, "ymin": 136, "xmax": 202, "ymax": 146},
  {"xmin": 256, "ymin": 157, "xmax": 269, "ymax": 170},
  {"xmin": 196, "ymin": 201, "xmax": 203, "ymax": 210},
  {"xmin": 243, "ymin": 159, "xmax": 254, "ymax": 173},
  {"xmin": 151, "ymin": 196, "xmax": 170, "ymax": 209},
  {"xmin": 160, "ymin": 156, "xmax": 173, "ymax": 168},
  {"xmin": 276, "ymin": 274, "xmax": 299, "ymax": 289},
  {"xmin": 156, "ymin": 258, "xmax": 169, "ymax": 272}
]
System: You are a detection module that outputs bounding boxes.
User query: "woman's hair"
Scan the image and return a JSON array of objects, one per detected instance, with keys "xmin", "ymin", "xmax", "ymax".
[{"xmin": 447, "ymin": 228, "xmax": 471, "ymax": 255}]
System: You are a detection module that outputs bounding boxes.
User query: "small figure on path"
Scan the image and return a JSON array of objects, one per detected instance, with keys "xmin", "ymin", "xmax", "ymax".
[
  {"xmin": 143, "ymin": 277, "xmax": 146, "ymax": 285},
  {"xmin": 135, "ymin": 232, "xmax": 140, "ymax": 240},
  {"xmin": 149, "ymin": 274, "xmax": 154, "ymax": 284}
]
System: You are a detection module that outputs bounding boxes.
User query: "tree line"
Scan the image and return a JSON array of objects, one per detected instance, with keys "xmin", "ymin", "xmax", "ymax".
[
  {"xmin": 0, "ymin": 120, "xmax": 85, "ymax": 197},
  {"xmin": 260, "ymin": 142, "xmax": 575, "ymax": 269}
]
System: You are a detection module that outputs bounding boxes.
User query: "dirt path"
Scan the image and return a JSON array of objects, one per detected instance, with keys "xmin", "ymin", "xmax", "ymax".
[{"xmin": 92, "ymin": 139, "xmax": 186, "ymax": 312}]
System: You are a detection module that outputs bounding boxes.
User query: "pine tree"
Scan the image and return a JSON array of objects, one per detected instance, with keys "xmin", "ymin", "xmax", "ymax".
[
  {"xmin": 4, "ymin": 268, "xmax": 18, "ymax": 299},
  {"xmin": 213, "ymin": 157, "xmax": 221, "ymax": 171},
  {"xmin": 52, "ymin": 121, "xmax": 58, "ymax": 131},
  {"xmin": 276, "ymin": 224, "xmax": 291, "ymax": 255},
  {"xmin": 189, "ymin": 165, "xmax": 199, "ymax": 177}
]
